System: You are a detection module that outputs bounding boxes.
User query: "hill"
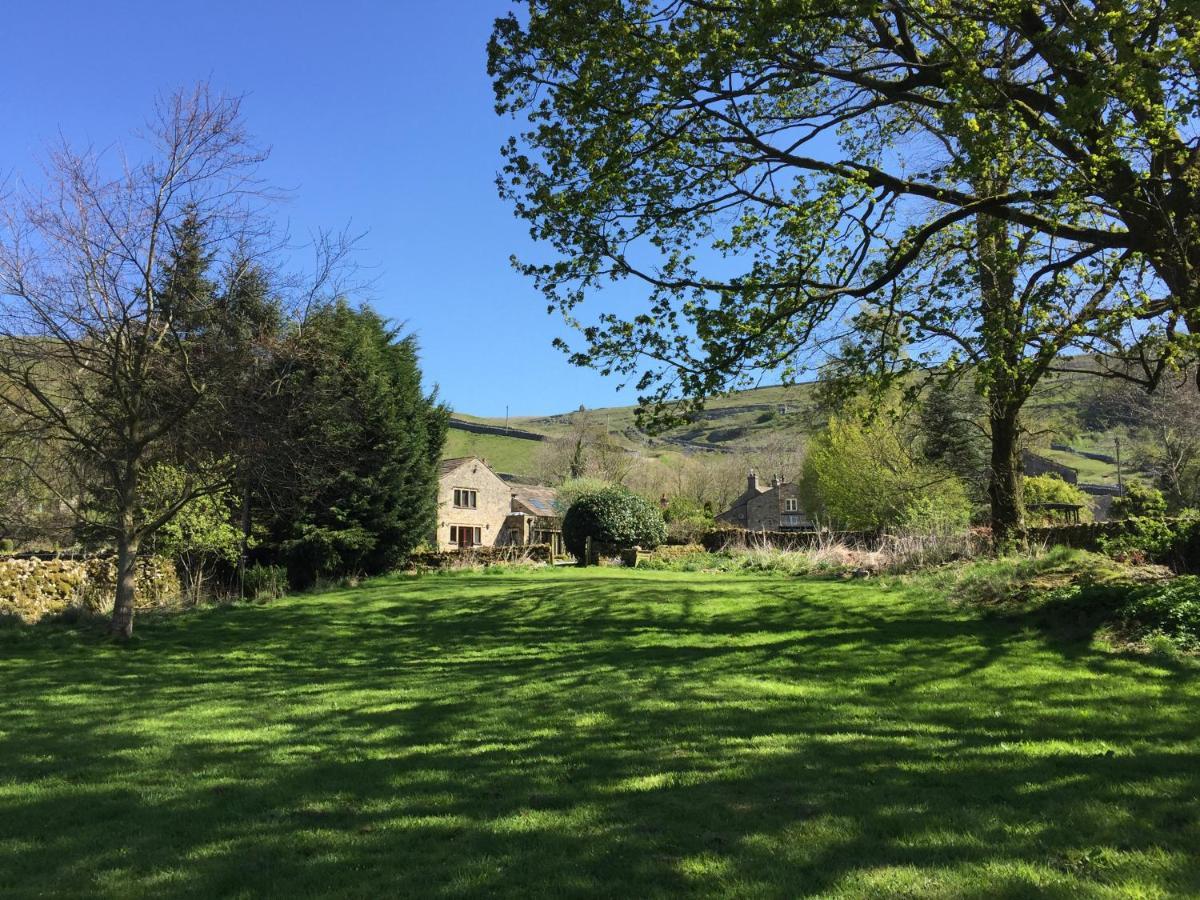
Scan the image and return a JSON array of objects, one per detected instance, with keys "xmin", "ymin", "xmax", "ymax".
[{"xmin": 447, "ymin": 364, "xmax": 1143, "ymax": 488}]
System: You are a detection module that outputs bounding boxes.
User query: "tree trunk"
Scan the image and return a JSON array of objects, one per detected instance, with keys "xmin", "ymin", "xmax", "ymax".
[
  {"xmin": 238, "ymin": 485, "xmax": 251, "ymax": 599},
  {"xmin": 110, "ymin": 530, "xmax": 139, "ymax": 639},
  {"xmin": 988, "ymin": 407, "xmax": 1024, "ymax": 546}
]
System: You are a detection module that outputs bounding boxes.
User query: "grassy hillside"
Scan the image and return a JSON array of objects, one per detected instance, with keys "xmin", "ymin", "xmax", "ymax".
[
  {"xmin": 442, "ymin": 429, "xmax": 545, "ymax": 478},
  {"xmin": 2, "ymin": 569, "xmax": 1196, "ymax": 896},
  {"xmin": 447, "ymin": 364, "xmax": 1145, "ymax": 487}
]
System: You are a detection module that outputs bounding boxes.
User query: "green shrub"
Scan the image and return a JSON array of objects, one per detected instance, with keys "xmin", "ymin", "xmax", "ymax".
[
  {"xmin": 1025, "ymin": 474, "xmax": 1093, "ymax": 524},
  {"xmin": 662, "ymin": 496, "xmax": 715, "ymax": 544},
  {"xmin": 1099, "ymin": 512, "xmax": 1200, "ymax": 572},
  {"xmin": 1115, "ymin": 577, "xmax": 1200, "ymax": 652},
  {"xmin": 243, "ymin": 563, "xmax": 288, "ymax": 601},
  {"xmin": 1110, "ymin": 483, "xmax": 1168, "ymax": 520},
  {"xmin": 803, "ymin": 401, "xmax": 973, "ymax": 530},
  {"xmin": 563, "ymin": 487, "xmax": 667, "ymax": 559}
]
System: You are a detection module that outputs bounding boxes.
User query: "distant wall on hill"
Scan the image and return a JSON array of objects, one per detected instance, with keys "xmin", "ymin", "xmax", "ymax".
[{"xmin": 448, "ymin": 418, "xmax": 547, "ymax": 442}]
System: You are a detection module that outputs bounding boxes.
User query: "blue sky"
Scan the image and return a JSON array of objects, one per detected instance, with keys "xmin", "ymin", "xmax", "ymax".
[{"xmin": 0, "ymin": 1, "xmax": 647, "ymax": 417}]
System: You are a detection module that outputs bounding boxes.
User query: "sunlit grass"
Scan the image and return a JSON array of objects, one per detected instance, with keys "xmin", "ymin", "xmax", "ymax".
[{"xmin": 1, "ymin": 568, "xmax": 1197, "ymax": 897}]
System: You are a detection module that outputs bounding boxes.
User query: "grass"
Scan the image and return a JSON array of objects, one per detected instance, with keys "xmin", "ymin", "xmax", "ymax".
[
  {"xmin": 2, "ymin": 568, "xmax": 1198, "ymax": 898},
  {"xmin": 442, "ymin": 429, "xmax": 544, "ymax": 477}
]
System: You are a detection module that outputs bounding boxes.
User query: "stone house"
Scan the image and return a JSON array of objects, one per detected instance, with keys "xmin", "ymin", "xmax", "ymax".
[
  {"xmin": 716, "ymin": 470, "xmax": 814, "ymax": 531},
  {"xmin": 436, "ymin": 457, "xmax": 563, "ymax": 553}
]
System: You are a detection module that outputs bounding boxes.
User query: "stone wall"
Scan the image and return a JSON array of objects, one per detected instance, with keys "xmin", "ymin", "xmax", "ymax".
[
  {"xmin": 407, "ymin": 544, "xmax": 554, "ymax": 569},
  {"xmin": 0, "ymin": 555, "xmax": 180, "ymax": 624},
  {"xmin": 447, "ymin": 419, "xmax": 546, "ymax": 442}
]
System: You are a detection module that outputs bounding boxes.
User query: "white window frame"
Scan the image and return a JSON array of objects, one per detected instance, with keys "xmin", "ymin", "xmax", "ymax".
[
  {"xmin": 784, "ymin": 498, "xmax": 799, "ymax": 512},
  {"xmin": 453, "ymin": 488, "xmax": 478, "ymax": 509},
  {"xmin": 449, "ymin": 525, "xmax": 483, "ymax": 546}
]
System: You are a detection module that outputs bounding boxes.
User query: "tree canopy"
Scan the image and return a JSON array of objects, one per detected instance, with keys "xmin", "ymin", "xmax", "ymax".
[{"xmin": 490, "ymin": 1, "xmax": 1199, "ymax": 414}]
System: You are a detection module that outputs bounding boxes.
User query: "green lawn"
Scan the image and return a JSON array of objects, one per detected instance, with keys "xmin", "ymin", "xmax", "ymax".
[{"xmin": 2, "ymin": 570, "xmax": 1197, "ymax": 898}]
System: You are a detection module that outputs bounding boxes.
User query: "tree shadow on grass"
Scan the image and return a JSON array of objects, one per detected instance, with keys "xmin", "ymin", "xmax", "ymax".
[{"xmin": 0, "ymin": 572, "xmax": 1197, "ymax": 897}]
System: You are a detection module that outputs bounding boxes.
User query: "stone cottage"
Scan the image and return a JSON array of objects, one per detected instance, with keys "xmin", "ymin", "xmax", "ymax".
[
  {"xmin": 436, "ymin": 457, "xmax": 563, "ymax": 553},
  {"xmin": 716, "ymin": 470, "xmax": 814, "ymax": 532}
]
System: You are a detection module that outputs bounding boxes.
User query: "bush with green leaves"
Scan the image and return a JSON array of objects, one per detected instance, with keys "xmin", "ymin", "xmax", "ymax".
[
  {"xmin": 803, "ymin": 403, "xmax": 973, "ymax": 531},
  {"xmin": 141, "ymin": 464, "xmax": 242, "ymax": 604},
  {"xmin": 1099, "ymin": 511, "xmax": 1200, "ymax": 573},
  {"xmin": 242, "ymin": 563, "xmax": 288, "ymax": 602},
  {"xmin": 1116, "ymin": 577, "xmax": 1200, "ymax": 652},
  {"xmin": 1024, "ymin": 474, "xmax": 1093, "ymax": 524},
  {"xmin": 661, "ymin": 495, "xmax": 715, "ymax": 544},
  {"xmin": 562, "ymin": 488, "xmax": 666, "ymax": 559},
  {"xmin": 1110, "ymin": 483, "xmax": 1168, "ymax": 520}
]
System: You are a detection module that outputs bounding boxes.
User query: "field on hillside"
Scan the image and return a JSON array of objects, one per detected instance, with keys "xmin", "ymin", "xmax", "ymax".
[
  {"xmin": 2, "ymin": 570, "xmax": 1197, "ymax": 897},
  {"xmin": 451, "ymin": 365, "xmax": 1142, "ymax": 487},
  {"xmin": 442, "ymin": 429, "xmax": 545, "ymax": 478}
]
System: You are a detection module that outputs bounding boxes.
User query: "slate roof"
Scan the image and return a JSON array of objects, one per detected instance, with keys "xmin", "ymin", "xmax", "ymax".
[
  {"xmin": 438, "ymin": 457, "xmax": 476, "ymax": 477},
  {"xmin": 512, "ymin": 485, "xmax": 559, "ymax": 516}
]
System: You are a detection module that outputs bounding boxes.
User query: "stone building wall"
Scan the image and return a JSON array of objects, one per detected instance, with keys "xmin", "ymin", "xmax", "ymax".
[
  {"xmin": 745, "ymin": 483, "xmax": 807, "ymax": 531},
  {"xmin": 436, "ymin": 459, "xmax": 514, "ymax": 549}
]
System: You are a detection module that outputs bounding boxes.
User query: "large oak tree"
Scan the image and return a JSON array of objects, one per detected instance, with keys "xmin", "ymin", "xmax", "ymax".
[{"xmin": 490, "ymin": 0, "xmax": 1198, "ymax": 535}]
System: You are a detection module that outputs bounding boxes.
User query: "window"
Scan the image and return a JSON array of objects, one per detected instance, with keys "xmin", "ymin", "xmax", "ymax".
[
  {"xmin": 449, "ymin": 526, "xmax": 482, "ymax": 547},
  {"xmin": 781, "ymin": 514, "xmax": 802, "ymax": 528},
  {"xmin": 784, "ymin": 498, "xmax": 799, "ymax": 512},
  {"xmin": 453, "ymin": 488, "xmax": 477, "ymax": 509}
]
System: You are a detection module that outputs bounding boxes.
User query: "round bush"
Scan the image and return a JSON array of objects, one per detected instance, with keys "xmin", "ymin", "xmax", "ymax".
[{"xmin": 563, "ymin": 488, "xmax": 667, "ymax": 559}]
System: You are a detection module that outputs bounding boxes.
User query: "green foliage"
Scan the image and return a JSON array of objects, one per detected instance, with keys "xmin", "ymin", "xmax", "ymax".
[
  {"xmin": 922, "ymin": 544, "xmax": 1200, "ymax": 652},
  {"xmin": 242, "ymin": 564, "xmax": 288, "ymax": 602},
  {"xmin": 562, "ymin": 487, "xmax": 666, "ymax": 558},
  {"xmin": 1111, "ymin": 483, "xmax": 1168, "ymax": 520},
  {"xmin": 1099, "ymin": 512, "xmax": 1200, "ymax": 573},
  {"xmin": 1115, "ymin": 577, "xmax": 1200, "ymax": 653},
  {"xmin": 489, "ymin": 3, "xmax": 1193, "ymax": 432},
  {"xmin": 141, "ymin": 465, "xmax": 242, "ymax": 567},
  {"xmin": 802, "ymin": 405, "xmax": 972, "ymax": 531},
  {"xmin": 919, "ymin": 381, "xmax": 986, "ymax": 490},
  {"xmin": 1024, "ymin": 475, "xmax": 1094, "ymax": 524},
  {"xmin": 552, "ymin": 476, "xmax": 613, "ymax": 515},
  {"xmin": 661, "ymin": 495, "xmax": 714, "ymax": 544},
  {"xmin": 263, "ymin": 301, "xmax": 447, "ymax": 586}
]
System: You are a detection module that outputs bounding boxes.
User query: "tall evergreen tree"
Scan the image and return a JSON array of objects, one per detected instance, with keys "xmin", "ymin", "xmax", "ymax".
[
  {"xmin": 262, "ymin": 301, "xmax": 447, "ymax": 586},
  {"xmin": 920, "ymin": 381, "xmax": 988, "ymax": 491}
]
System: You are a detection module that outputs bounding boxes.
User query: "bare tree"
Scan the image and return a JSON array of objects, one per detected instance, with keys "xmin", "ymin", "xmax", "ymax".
[
  {"xmin": 535, "ymin": 412, "xmax": 635, "ymax": 485},
  {"xmin": 0, "ymin": 85, "xmax": 274, "ymax": 637}
]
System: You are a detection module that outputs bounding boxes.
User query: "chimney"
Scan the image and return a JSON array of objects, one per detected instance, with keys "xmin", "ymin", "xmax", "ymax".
[
  {"xmin": 748, "ymin": 470, "xmax": 761, "ymax": 494},
  {"xmin": 771, "ymin": 473, "xmax": 782, "ymax": 488}
]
